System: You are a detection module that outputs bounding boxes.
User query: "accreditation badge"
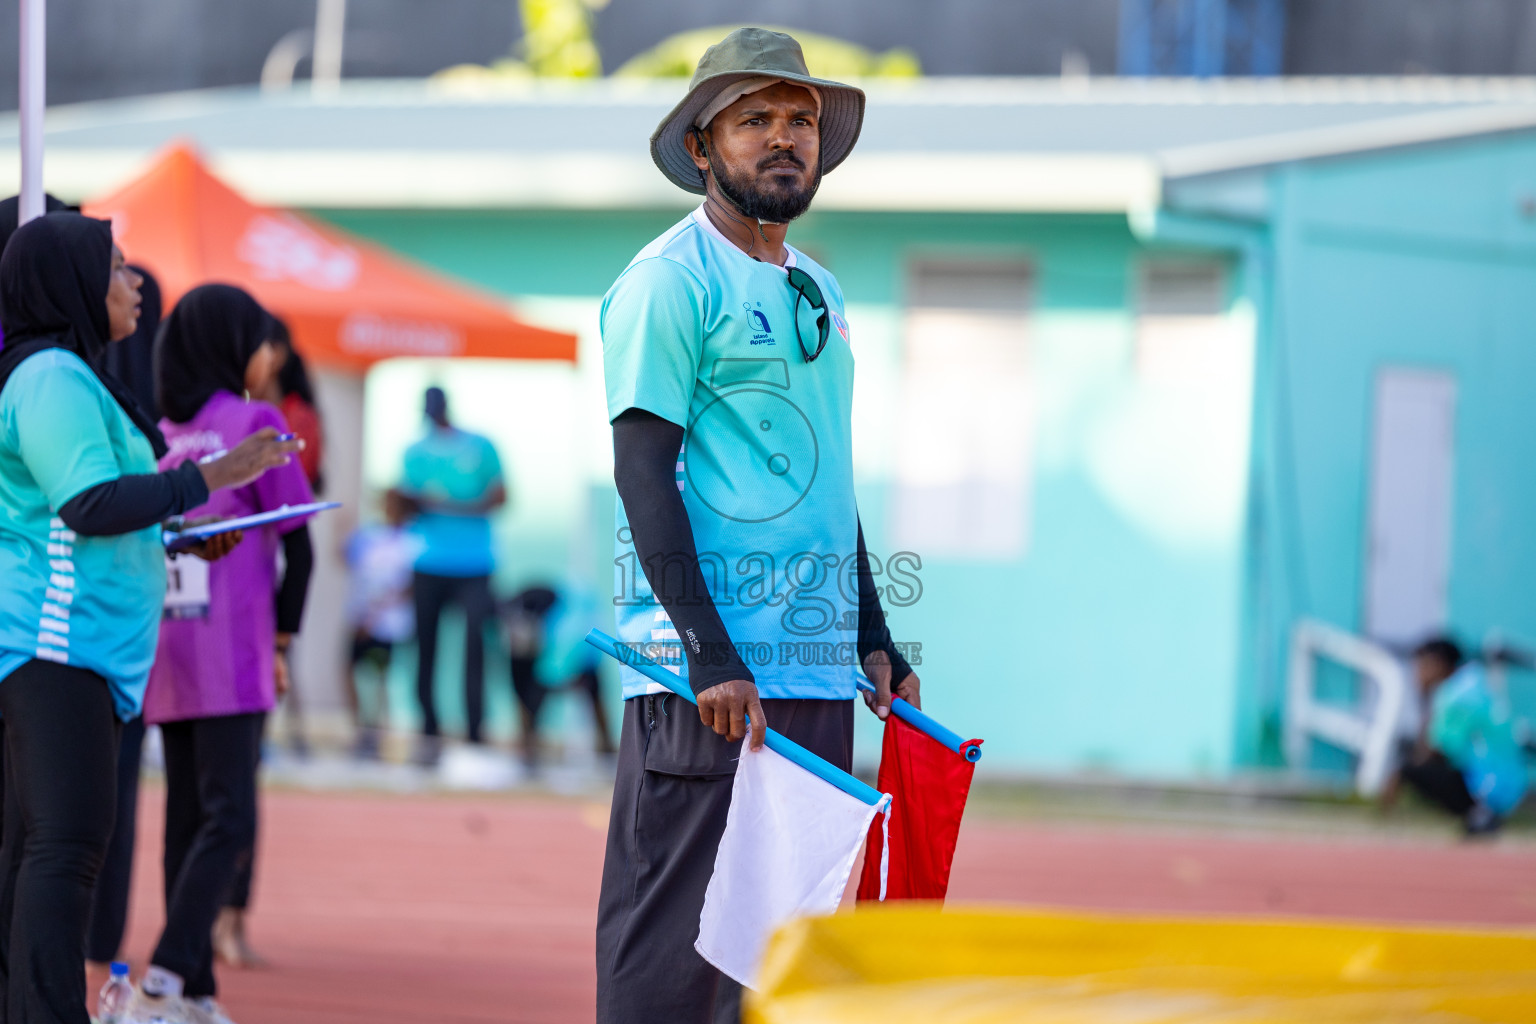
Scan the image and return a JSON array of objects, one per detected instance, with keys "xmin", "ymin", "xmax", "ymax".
[{"xmin": 163, "ymin": 555, "xmax": 211, "ymax": 620}]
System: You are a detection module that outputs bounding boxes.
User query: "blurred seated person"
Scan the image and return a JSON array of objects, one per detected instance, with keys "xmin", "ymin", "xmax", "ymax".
[
  {"xmin": 343, "ymin": 489, "xmax": 423, "ymax": 757},
  {"xmin": 399, "ymin": 386, "xmax": 506, "ymax": 760},
  {"xmin": 1386, "ymin": 637, "xmax": 1528, "ymax": 836},
  {"xmin": 505, "ymin": 582, "xmax": 615, "ymax": 771}
]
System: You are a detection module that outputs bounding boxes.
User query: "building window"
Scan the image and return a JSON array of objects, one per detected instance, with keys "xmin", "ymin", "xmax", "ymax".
[
  {"xmin": 1135, "ymin": 260, "xmax": 1228, "ymax": 380},
  {"xmin": 1082, "ymin": 256, "xmax": 1249, "ymax": 550},
  {"xmin": 891, "ymin": 259, "xmax": 1034, "ymax": 560}
]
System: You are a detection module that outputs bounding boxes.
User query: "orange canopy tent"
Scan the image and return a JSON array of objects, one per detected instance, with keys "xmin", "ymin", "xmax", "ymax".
[{"xmin": 83, "ymin": 144, "xmax": 576, "ymax": 372}]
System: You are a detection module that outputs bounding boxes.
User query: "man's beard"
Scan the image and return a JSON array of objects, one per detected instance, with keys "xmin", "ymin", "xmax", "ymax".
[{"xmin": 710, "ymin": 150, "xmax": 821, "ymax": 223}]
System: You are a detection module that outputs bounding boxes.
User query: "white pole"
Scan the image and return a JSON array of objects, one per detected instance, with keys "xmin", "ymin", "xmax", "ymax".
[
  {"xmin": 18, "ymin": 0, "xmax": 46, "ymax": 224},
  {"xmin": 312, "ymin": 0, "xmax": 347, "ymax": 95}
]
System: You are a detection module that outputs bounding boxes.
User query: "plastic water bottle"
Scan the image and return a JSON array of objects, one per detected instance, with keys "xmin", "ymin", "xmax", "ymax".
[{"xmin": 98, "ymin": 962, "xmax": 133, "ymax": 1024}]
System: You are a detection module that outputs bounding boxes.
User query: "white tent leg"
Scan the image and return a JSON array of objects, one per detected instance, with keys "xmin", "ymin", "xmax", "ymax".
[
  {"xmin": 312, "ymin": 0, "xmax": 347, "ymax": 94},
  {"xmin": 18, "ymin": 0, "xmax": 46, "ymax": 223},
  {"xmin": 289, "ymin": 369, "xmax": 366, "ymax": 731}
]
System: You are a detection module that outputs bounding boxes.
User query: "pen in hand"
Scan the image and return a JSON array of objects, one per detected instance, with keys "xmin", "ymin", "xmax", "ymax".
[{"xmin": 199, "ymin": 433, "xmax": 296, "ymax": 464}]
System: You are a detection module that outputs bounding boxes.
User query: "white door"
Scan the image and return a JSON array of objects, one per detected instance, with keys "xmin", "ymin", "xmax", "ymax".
[{"xmin": 1364, "ymin": 368, "xmax": 1457, "ymax": 650}]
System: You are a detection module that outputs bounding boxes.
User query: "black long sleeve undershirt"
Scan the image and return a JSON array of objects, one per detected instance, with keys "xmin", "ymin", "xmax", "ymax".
[
  {"xmin": 856, "ymin": 521, "xmax": 914, "ymax": 684},
  {"xmin": 59, "ymin": 461, "xmax": 312, "ymax": 632},
  {"xmin": 613, "ymin": 408, "xmax": 750, "ymax": 694},
  {"xmin": 612, "ymin": 408, "xmax": 912, "ymax": 695},
  {"xmin": 275, "ymin": 524, "xmax": 313, "ymax": 635},
  {"xmin": 57, "ymin": 460, "xmax": 209, "ymax": 537}
]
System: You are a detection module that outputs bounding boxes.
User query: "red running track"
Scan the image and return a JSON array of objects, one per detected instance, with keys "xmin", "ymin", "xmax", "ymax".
[{"xmin": 113, "ymin": 790, "xmax": 1536, "ymax": 1024}]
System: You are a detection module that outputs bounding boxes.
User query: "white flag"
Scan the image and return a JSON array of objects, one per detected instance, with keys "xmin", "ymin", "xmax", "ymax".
[{"xmin": 695, "ymin": 743, "xmax": 889, "ymax": 989}]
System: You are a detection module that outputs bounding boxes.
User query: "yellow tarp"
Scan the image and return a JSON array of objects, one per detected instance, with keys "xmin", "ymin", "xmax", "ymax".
[{"xmin": 745, "ymin": 905, "xmax": 1536, "ymax": 1023}]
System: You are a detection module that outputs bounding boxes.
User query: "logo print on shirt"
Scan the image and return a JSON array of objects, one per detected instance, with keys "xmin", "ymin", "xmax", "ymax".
[
  {"xmin": 743, "ymin": 302, "xmax": 776, "ymax": 347},
  {"xmin": 830, "ymin": 310, "xmax": 849, "ymax": 342},
  {"xmin": 685, "ymin": 359, "xmax": 819, "ymax": 524}
]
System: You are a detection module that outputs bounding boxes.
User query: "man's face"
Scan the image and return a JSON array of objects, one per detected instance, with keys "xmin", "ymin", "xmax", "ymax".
[
  {"xmin": 1415, "ymin": 654, "xmax": 1454, "ymax": 694},
  {"xmin": 692, "ymin": 82, "xmax": 822, "ymax": 223}
]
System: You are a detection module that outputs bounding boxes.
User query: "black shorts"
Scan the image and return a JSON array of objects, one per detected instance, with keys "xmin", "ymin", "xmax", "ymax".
[
  {"xmin": 350, "ymin": 634, "xmax": 394, "ymax": 668},
  {"xmin": 1401, "ymin": 750, "xmax": 1475, "ymax": 816}
]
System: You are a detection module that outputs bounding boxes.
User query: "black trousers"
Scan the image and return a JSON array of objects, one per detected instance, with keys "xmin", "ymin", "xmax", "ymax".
[
  {"xmin": 152, "ymin": 713, "xmax": 263, "ymax": 998},
  {"xmin": 0, "ymin": 660, "xmax": 119, "ymax": 1024},
  {"xmin": 413, "ymin": 572, "xmax": 494, "ymax": 743},
  {"xmin": 86, "ymin": 715, "xmax": 145, "ymax": 964},
  {"xmin": 1402, "ymin": 751, "xmax": 1475, "ymax": 816},
  {"xmin": 224, "ymin": 712, "xmax": 267, "ymax": 912},
  {"xmin": 595, "ymin": 694, "xmax": 852, "ymax": 1024}
]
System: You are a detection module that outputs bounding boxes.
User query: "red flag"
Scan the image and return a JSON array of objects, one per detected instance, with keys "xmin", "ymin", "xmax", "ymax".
[{"xmin": 857, "ymin": 714, "xmax": 978, "ymax": 902}]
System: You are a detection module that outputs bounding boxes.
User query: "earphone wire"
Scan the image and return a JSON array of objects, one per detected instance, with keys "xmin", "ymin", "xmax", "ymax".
[{"xmin": 693, "ymin": 125, "xmax": 766, "ymax": 261}]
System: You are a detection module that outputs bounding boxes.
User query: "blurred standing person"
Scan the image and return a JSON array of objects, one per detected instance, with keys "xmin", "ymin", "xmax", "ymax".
[
  {"xmin": 266, "ymin": 321, "xmax": 324, "ymax": 493},
  {"xmin": 130, "ymin": 285, "xmax": 317, "ymax": 1024},
  {"xmin": 85, "ymin": 264, "xmax": 163, "ymax": 977},
  {"xmin": 400, "ymin": 386, "xmax": 506, "ymax": 762},
  {"xmin": 342, "ymin": 489, "xmax": 422, "ymax": 757},
  {"xmin": 0, "ymin": 215, "xmax": 289, "ymax": 1024}
]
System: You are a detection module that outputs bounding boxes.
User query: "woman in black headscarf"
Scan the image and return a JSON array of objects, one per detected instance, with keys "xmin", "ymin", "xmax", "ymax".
[
  {"xmin": 133, "ymin": 284, "xmax": 317, "ymax": 1024},
  {"xmin": 84, "ymin": 263, "xmax": 163, "ymax": 976},
  {"xmin": 0, "ymin": 214, "xmax": 298, "ymax": 1024}
]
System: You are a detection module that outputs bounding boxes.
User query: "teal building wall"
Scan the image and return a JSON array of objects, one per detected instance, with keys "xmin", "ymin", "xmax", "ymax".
[
  {"xmin": 312, "ymin": 205, "xmax": 1254, "ymax": 778},
  {"xmin": 1210, "ymin": 130, "xmax": 1536, "ymax": 768}
]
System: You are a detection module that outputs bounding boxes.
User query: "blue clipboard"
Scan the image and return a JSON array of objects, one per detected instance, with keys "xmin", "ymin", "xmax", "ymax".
[{"xmin": 162, "ymin": 501, "xmax": 341, "ymax": 553}]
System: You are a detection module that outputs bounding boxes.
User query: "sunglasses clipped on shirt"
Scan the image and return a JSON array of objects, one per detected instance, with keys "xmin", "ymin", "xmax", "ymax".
[{"xmin": 786, "ymin": 266, "xmax": 829, "ymax": 363}]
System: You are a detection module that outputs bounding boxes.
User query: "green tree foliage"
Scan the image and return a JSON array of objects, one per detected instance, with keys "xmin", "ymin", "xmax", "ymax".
[
  {"xmin": 435, "ymin": 16, "xmax": 921, "ymax": 84},
  {"xmin": 435, "ymin": 0, "xmax": 606, "ymax": 83},
  {"xmin": 616, "ymin": 26, "xmax": 921, "ymax": 78}
]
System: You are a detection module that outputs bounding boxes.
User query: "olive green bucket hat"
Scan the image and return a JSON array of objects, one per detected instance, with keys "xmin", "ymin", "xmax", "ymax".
[{"xmin": 650, "ymin": 27, "xmax": 867, "ymax": 195}]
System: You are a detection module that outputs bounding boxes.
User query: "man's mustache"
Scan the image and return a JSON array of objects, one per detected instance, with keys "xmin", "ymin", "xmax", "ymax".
[{"xmin": 758, "ymin": 153, "xmax": 806, "ymax": 172}]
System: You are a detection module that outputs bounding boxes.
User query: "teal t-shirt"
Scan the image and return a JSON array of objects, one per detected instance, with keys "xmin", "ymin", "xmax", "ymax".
[
  {"xmin": 402, "ymin": 426, "xmax": 504, "ymax": 577},
  {"xmin": 0, "ymin": 349, "xmax": 167, "ymax": 720},
  {"xmin": 601, "ymin": 208, "xmax": 860, "ymax": 701},
  {"xmin": 1429, "ymin": 663, "xmax": 1529, "ymax": 816}
]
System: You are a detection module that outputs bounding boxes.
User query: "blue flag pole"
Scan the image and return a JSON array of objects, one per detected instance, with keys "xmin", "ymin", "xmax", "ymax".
[
  {"xmin": 853, "ymin": 679, "xmax": 984, "ymax": 763},
  {"xmin": 584, "ymin": 630, "xmax": 887, "ymax": 808}
]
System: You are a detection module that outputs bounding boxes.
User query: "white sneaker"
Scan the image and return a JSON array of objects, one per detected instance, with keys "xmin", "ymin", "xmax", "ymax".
[
  {"xmin": 439, "ymin": 742, "xmax": 518, "ymax": 790},
  {"xmin": 184, "ymin": 997, "xmax": 237, "ymax": 1024},
  {"xmin": 124, "ymin": 987, "xmax": 192, "ymax": 1024}
]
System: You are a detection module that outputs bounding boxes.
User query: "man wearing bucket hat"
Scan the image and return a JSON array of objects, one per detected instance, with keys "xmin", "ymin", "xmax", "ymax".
[{"xmin": 596, "ymin": 27, "xmax": 921, "ymax": 1024}]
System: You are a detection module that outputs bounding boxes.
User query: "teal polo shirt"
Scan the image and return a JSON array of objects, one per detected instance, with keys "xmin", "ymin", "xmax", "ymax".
[
  {"xmin": 402, "ymin": 426, "xmax": 504, "ymax": 577},
  {"xmin": 601, "ymin": 208, "xmax": 860, "ymax": 701},
  {"xmin": 0, "ymin": 349, "xmax": 166, "ymax": 720}
]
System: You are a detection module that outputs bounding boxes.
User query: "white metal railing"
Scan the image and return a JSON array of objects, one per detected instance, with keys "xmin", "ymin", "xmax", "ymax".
[{"xmin": 1284, "ymin": 618, "xmax": 1409, "ymax": 797}]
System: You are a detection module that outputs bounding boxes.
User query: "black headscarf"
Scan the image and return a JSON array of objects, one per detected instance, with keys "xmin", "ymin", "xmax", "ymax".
[
  {"xmin": 0, "ymin": 194, "xmax": 70, "ymax": 262},
  {"xmin": 0, "ymin": 212, "xmax": 169, "ymax": 457},
  {"xmin": 0, "ymin": 193, "xmax": 71, "ymax": 349},
  {"xmin": 100, "ymin": 265, "xmax": 162, "ymax": 414},
  {"xmin": 155, "ymin": 283, "xmax": 276, "ymax": 424}
]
